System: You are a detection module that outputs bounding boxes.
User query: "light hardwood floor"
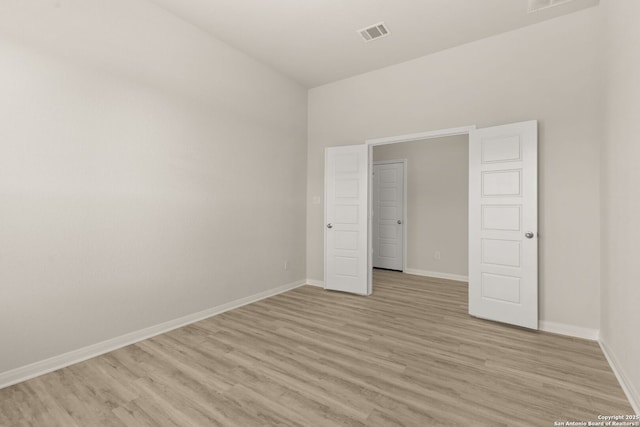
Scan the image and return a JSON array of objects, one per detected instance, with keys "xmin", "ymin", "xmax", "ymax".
[{"xmin": 0, "ymin": 270, "xmax": 633, "ymax": 426}]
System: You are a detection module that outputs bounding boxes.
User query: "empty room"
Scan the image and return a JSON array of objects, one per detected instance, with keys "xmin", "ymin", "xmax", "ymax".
[{"xmin": 1, "ymin": 0, "xmax": 638, "ymax": 426}]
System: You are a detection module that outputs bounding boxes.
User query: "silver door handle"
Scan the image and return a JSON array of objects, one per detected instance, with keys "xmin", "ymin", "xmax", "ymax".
[
  {"xmin": 327, "ymin": 223, "xmax": 333, "ymax": 229},
  {"xmin": 397, "ymin": 220, "xmax": 402, "ymax": 225},
  {"xmin": 525, "ymin": 232, "xmax": 534, "ymax": 239}
]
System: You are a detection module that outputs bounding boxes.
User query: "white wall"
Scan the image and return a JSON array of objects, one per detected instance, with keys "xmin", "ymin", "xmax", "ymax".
[
  {"xmin": 373, "ymin": 136, "xmax": 468, "ymax": 278},
  {"xmin": 0, "ymin": 0, "xmax": 307, "ymax": 375},
  {"xmin": 308, "ymin": 7, "xmax": 602, "ymax": 331},
  {"xmin": 600, "ymin": 0, "xmax": 640, "ymax": 413}
]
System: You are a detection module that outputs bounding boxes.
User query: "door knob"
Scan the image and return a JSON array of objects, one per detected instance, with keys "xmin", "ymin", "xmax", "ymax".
[
  {"xmin": 327, "ymin": 223, "xmax": 333, "ymax": 229},
  {"xmin": 397, "ymin": 220, "xmax": 402, "ymax": 225},
  {"xmin": 525, "ymin": 231, "xmax": 534, "ymax": 239}
]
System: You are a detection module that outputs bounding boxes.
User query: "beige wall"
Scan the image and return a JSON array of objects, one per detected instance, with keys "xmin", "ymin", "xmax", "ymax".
[
  {"xmin": 373, "ymin": 136, "xmax": 468, "ymax": 278},
  {"xmin": 0, "ymin": 1, "xmax": 307, "ymax": 374},
  {"xmin": 308, "ymin": 7, "xmax": 602, "ymax": 331},
  {"xmin": 600, "ymin": 0, "xmax": 640, "ymax": 411}
]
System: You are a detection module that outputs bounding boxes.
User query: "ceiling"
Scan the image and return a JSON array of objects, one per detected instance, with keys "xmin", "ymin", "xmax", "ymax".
[{"xmin": 150, "ymin": 0, "xmax": 599, "ymax": 88}]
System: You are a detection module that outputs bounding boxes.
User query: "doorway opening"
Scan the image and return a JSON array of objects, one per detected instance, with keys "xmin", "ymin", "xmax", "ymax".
[
  {"xmin": 371, "ymin": 135, "xmax": 470, "ymax": 282},
  {"xmin": 366, "ymin": 126, "xmax": 476, "ymax": 293}
]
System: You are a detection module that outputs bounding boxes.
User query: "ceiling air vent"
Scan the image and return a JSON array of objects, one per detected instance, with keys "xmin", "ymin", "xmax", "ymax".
[
  {"xmin": 528, "ymin": 0, "xmax": 576, "ymax": 13},
  {"xmin": 357, "ymin": 22, "xmax": 390, "ymax": 42}
]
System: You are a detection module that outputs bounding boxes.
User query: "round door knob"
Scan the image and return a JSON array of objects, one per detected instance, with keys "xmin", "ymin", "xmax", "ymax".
[
  {"xmin": 397, "ymin": 220, "xmax": 402, "ymax": 225},
  {"xmin": 525, "ymin": 232, "xmax": 534, "ymax": 239},
  {"xmin": 327, "ymin": 223, "xmax": 333, "ymax": 229}
]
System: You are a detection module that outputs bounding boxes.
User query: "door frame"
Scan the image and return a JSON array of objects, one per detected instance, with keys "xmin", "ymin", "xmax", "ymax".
[
  {"xmin": 365, "ymin": 125, "xmax": 477, "ymax": 291},
  {"xmin": 372, "ymin": 159, "xmax": 408, "ymax": 272}
]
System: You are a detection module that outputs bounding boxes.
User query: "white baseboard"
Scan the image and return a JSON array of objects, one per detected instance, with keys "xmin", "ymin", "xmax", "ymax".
[
  {"xmin": 538, "ymin": 320, "xmax": 600, "ymax": 341},
  {"xmin": 306, "ymin": 279, "xmax": 324, "ymax": 288},
  {"xmin": 0, "ymin": 279, "xmax": 306, "ymax": 390},
  {"xmin": 599, "ymin": 339, "xmax": 640, "ymax": 415},
  {"xmin": 404, "ymin": 268, "xmax": 468, "ymax": 283}
]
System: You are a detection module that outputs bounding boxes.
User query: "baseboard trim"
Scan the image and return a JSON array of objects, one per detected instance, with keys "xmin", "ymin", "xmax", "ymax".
[
  {"xmin": 306, "ymin": 279, "xmax": 325, "ymax": 288},
  {"xmin": 404, "ymin": 268, "xmax": 468, "ymax": 283},
  {"xmin": 538, "ymin": 320, "xmax": 600, "ymax": 341},
  {"xmin": 0, "ymin": 279, "xmax": 306, "ymax": 390},
  {"xmin": 599, "ymin": 339, "xmax": 640, "ymax": 415}
]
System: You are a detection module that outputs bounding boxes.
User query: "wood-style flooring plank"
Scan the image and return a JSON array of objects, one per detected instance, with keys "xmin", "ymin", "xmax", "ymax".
[{"xmin": 0, "ymin": 269, "xmax": 633, "ymax": 426}]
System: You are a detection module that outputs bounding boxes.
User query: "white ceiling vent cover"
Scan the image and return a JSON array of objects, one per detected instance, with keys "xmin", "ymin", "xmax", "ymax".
[
  {"xmin": 528, "ymin": 0, "xmax": 576, "ymax": 13},
  {"xmin": 357, "ymin": 22, "xmax": 390, "ymax": 42}
]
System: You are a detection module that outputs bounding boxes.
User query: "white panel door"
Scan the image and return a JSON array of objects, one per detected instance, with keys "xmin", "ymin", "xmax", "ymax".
[
  {"xmin": 469, "ymin": 121, "xmax": 538, "ymax": 329},
  {"xmin": 373, "ymin": 162, "xmax": 404, "ymax": 271},
  {"xmin": 325, "ymin": 145, "xmax": 369, "ymax": 295}
]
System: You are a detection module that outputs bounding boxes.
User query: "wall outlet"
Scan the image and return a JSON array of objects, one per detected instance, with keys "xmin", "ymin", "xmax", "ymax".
[
  {"xmin": 434, "ymin": 251, "xmax": 441, "ymax": 260},
  {"xmin": 284, "ymin": 260, "xmax": 289, "ymax": 271}
]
